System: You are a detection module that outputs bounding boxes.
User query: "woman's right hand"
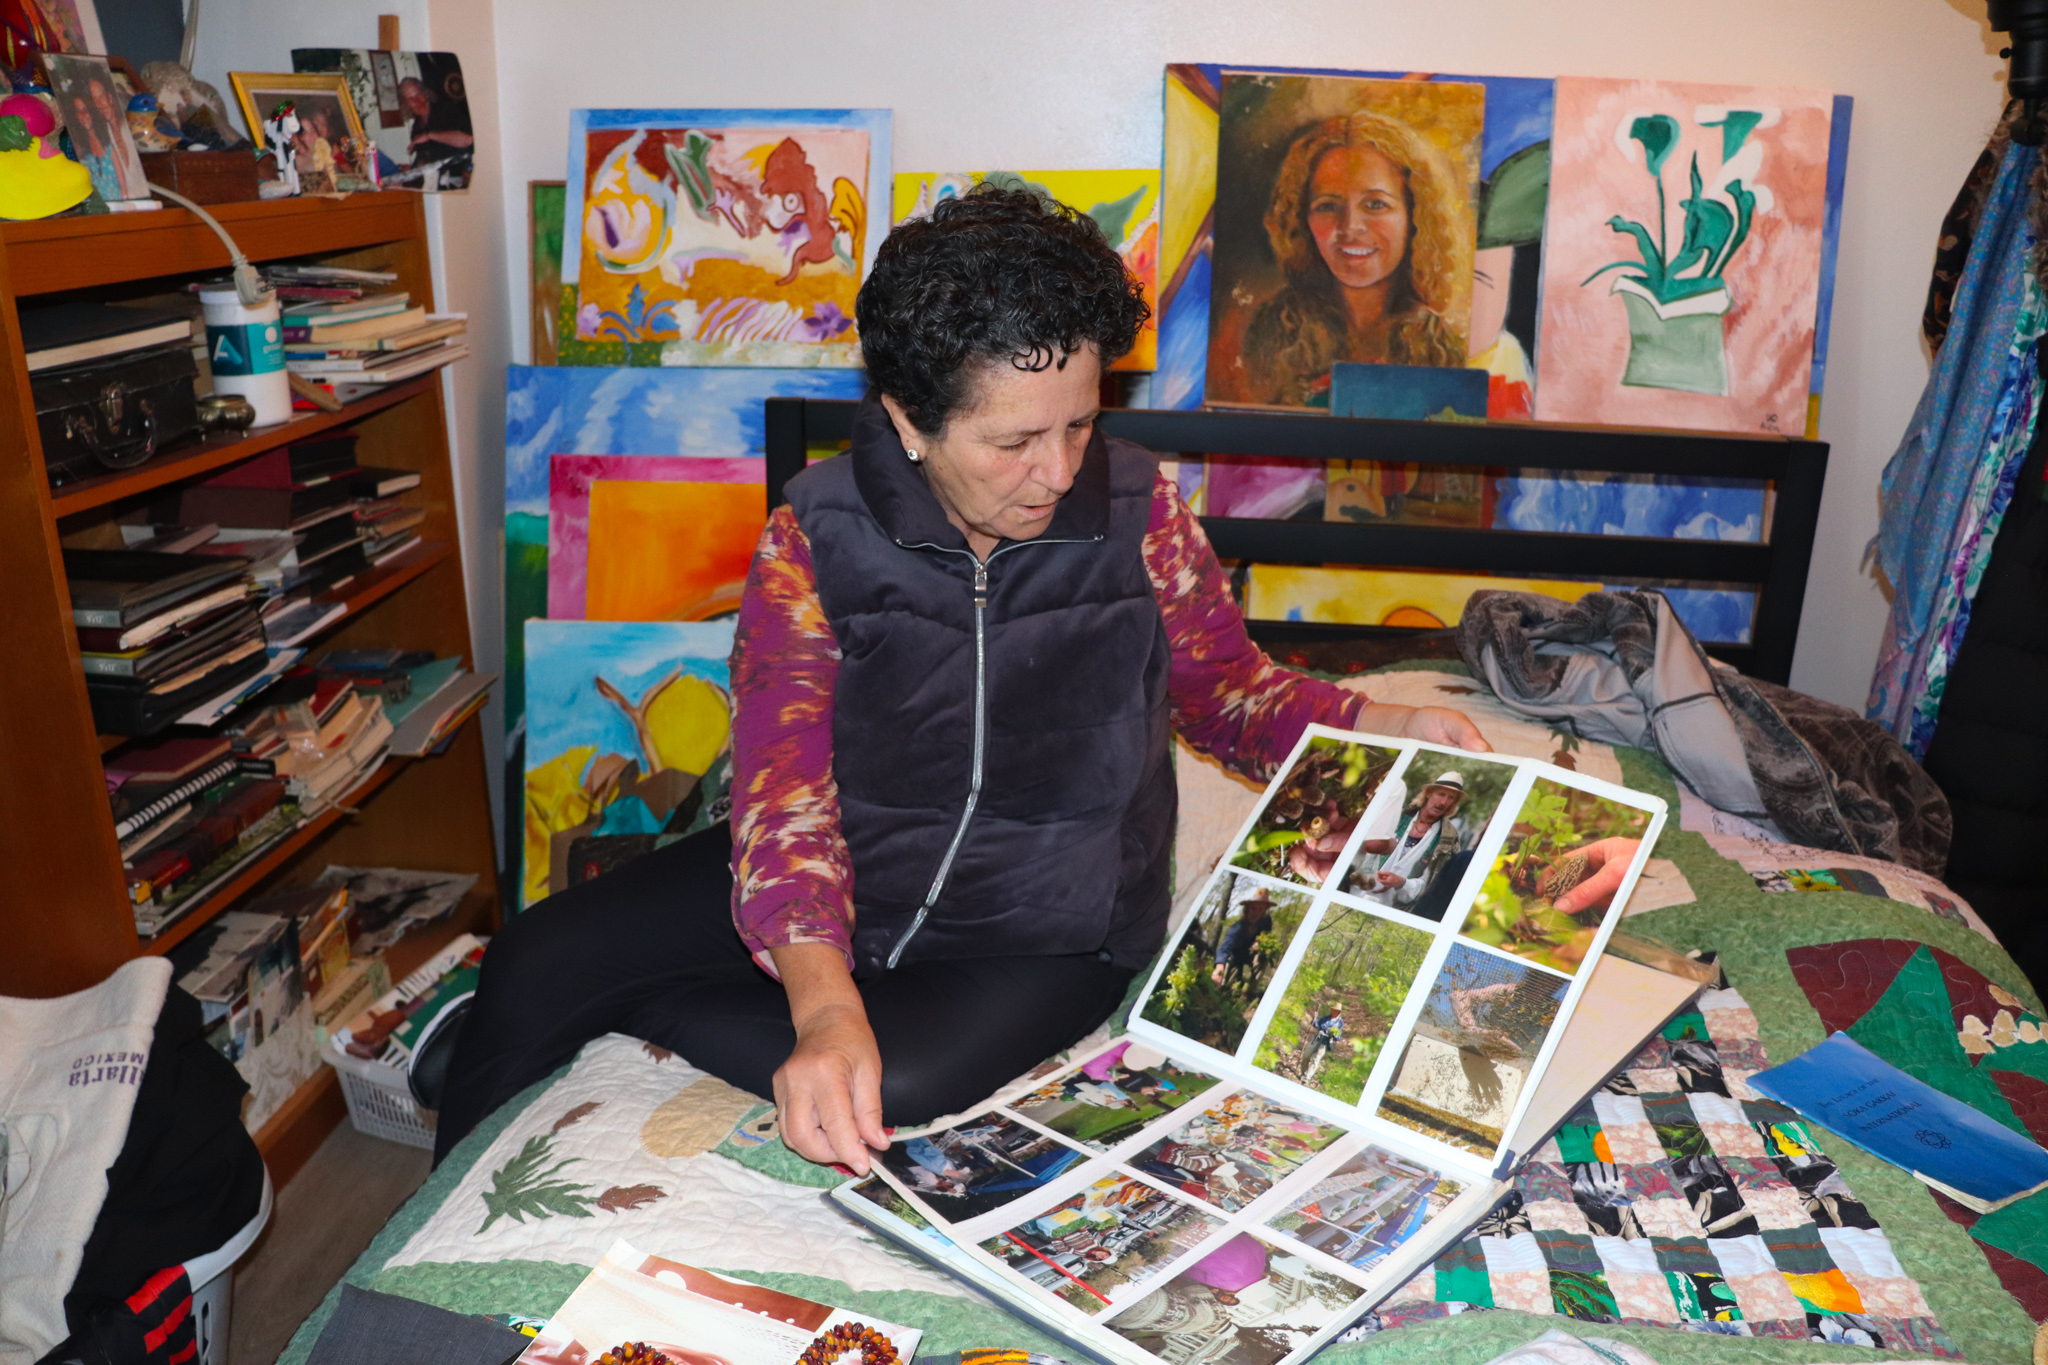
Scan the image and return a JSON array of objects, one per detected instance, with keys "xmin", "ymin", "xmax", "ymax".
[{"xmin": 769, "ymin": 942, "xmax": 890, "ymax": 1174}]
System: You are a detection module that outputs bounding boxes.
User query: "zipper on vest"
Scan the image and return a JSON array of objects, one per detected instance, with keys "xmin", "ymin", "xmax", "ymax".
[
  {"xmin": 886, "ymin": 554, "xmax": 990, "ymax": 969},
  {"xmin": 881, "ymin": 532, "xmax": 1097, "ymax": 969}
]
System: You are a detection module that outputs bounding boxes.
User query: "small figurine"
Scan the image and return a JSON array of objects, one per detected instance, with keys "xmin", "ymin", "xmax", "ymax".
[
  {"xmin": 261, "ymin": 99, "xmax": 300, "ymax": 197},
  {"xmin": 0, "ymin": 94, "xmax": 91, "ymax": 220},
  {"xmin": 125, "ymin": 93, "xmax": 178, "ymax": 152}
]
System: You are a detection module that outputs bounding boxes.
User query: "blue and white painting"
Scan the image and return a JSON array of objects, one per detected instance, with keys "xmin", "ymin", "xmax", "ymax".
[{"xmin": 503, "ymin": 364, "xmax": 866, "ymax": 728}]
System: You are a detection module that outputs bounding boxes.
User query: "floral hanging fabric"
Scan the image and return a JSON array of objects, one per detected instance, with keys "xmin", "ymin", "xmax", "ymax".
[{"xmin": 1868, "ymin": 140, "xmax": 2046, "ymax": 757}]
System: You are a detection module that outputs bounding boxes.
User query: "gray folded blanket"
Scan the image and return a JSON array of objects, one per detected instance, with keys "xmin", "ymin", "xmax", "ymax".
[{"xmin": 1456, "ymin": 589, "xmax": 1951, "ymax": 876}]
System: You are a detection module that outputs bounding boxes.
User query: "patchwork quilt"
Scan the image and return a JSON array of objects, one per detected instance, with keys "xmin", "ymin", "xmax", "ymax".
[{"xmin": 280, "ymin": 668, "xmax": 2048, "ymax": 1365}]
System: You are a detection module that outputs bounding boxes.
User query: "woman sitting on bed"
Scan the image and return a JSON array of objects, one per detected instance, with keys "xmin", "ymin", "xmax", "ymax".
[{"xmin": 433, "ymin": 186, "xmax": 1489, "ymax": 1173}]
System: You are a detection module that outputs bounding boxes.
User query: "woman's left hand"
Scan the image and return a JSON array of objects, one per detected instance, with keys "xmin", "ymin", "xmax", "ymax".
[{"xmin": 1353, "ymin": 699, "xmax": 1492, "ymax": 753}]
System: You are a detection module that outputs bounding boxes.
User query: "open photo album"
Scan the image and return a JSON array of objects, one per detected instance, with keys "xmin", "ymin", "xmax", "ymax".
[{"xmin": 833, "ymin": 724, "xmax": 1682, "ymax": 1365}]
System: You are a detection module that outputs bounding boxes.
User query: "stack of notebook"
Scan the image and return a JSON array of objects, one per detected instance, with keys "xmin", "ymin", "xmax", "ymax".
[
  {"xmin": 67, "ymin": 549, "xmax": 265, "ymax": 736},
  {"xmin": 106, "ymin": 734, "xmax": 295, "ymax": 934},
  {"xmin": 282, "ymin": 295, "xmax": 469, "ymax": 395},
  {"xmin": 120, "ymin": 431, "xmax": 428, "ymax": 649}
]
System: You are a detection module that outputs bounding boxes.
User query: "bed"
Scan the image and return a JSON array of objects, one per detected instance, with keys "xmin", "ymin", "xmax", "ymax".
[{"xmin": 279, "ymin": 411, "xmax": 2048, "ymax": 1365}]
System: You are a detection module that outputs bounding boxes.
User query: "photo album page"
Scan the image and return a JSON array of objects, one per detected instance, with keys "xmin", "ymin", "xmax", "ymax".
[{"xmin": 839, "ymin": 725, "xmax": 1667, "ymax": 1365}]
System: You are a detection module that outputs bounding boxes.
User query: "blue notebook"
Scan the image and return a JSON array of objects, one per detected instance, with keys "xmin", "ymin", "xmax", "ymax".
[{"xmin": 1748, "ymin": 1031, "xmax": 2048, "ymax": 1212}]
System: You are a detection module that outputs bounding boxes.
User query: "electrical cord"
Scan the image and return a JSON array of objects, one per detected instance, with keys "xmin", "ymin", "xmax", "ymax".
[{"xmin": 144, "ymin": 180, "xmax": 271, "ymax": 306}]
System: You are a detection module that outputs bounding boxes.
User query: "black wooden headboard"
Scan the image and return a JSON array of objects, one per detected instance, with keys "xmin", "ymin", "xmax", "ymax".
[{"xmin": 764, "ymin": 399, "xmax": 1828, "ymax": 686}]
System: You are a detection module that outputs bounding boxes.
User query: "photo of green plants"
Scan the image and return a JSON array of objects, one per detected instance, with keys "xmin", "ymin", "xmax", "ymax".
[
  {"xmin": 1252, "ymin": 906, "xmax": 1431, "ymax": 1105},
  {"xmin": 1140, "ymin": 872, "xmax": 1312, "ymax": 1054},
  {"xmin": 1230, "ymin": 738, "xmax": 1401, "ymax": 886},
  {"xmin": 1460, "ymin": 777, "xmax": 1652, "ymax": 974}
]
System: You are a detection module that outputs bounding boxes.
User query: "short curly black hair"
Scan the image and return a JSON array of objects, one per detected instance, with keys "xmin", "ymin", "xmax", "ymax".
[{"xmin": 857, "ymin": 185, "xmax": 1150, "ymax": 435}]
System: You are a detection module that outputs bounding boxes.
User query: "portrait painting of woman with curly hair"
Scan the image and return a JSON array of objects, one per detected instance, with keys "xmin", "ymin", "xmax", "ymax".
[{"xmin": 1206, "ymin": 75, "xmax": 1483, "ymax": 409}]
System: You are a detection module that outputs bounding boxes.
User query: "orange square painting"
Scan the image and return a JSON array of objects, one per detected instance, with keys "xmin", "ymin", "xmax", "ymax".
[{"xmin": 583, "ymin": 479, "xmax": 763, "ymax": 622}]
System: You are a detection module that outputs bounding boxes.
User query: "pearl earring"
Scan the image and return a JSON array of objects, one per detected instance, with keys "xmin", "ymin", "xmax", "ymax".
[{"xmin": 905, "ymin": 449, "xmax": 921, "ymax": 463}]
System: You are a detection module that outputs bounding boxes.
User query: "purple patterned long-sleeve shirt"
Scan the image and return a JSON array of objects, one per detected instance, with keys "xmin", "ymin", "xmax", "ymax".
[{"xmin": 729, "ymin": 471, "xmax": 1364, "ymax": 974}]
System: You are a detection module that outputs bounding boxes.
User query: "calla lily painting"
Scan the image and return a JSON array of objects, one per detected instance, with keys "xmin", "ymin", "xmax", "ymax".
[
  {"xmin": 1535, "ymin": 78, "xmax": 1834, "ymax": 434},
  {"xmin": 559, "ymin": 108, "xmax": 890, "ymax": 367}
]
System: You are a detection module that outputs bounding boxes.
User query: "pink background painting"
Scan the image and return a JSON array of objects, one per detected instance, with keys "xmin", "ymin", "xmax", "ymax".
[
  {"xmin": 1535, "ymin": 77, "xmax": 1833, "ymax": 434},
  {"xmin": 546, "ymin": 454, "xmax": 759, "ymax": 618}
]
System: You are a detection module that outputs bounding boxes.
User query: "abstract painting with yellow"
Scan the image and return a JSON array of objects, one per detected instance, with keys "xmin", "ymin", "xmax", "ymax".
[
  {"xmin": 1246, "ymin": 566, "xmax": 1600, "ymax": 629},
  {"xmin": 893, "ymin": 170, "xmax": 1161, "ymax": 370},
  {"xmin": 562, "ymin": 108, "xmax": 890, "ymax": 367}
]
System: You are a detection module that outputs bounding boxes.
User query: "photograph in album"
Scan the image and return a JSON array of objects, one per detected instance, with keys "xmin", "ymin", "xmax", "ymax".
[
  {"xmin": 874, "ymin": 1112, "xmax": 1087, "ymax": 1222},
  {"xmin": 1138, "ymin": 875, "xmax": 1313, "ymax": 1054},
  {"xmin": 1375, "ymin": 941, "xmax": 1569, "ymax": 1155},
  {"xmin": 1008, "ymin": 1042, "xmax": 1223, "ymax": 1153},
  {"xmin": 979, "ymin": 1173, "xmax": 1225, "ymax": 1315},
  {"xmin": 1263, "ymin": 1142, "xmax": 1463, "ymax": 1271},
  {"xmin": 1131, "ymin": 1092, "xmax": 1345, "ymax": 1215},
  {"xmin": 1227, "ymin": 737, "xmax": 1401, "ymax": 887},
  {"xmin": 1250, "ymin": 905, "xmax": 1429, "ymax": 1104}
]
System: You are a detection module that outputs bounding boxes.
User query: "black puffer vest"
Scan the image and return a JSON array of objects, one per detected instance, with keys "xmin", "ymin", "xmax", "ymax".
[{"xmin": 785, "ymin": 397, "xmax": 1175, "ymax": 978}]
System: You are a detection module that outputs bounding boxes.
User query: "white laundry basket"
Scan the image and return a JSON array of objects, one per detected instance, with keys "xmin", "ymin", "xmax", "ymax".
[
  {"xmin": 324, "ymin": 1045, "xmax": 438, "ymax": 1148},
  {"xmin": 183, "ymin": 1166, "xmax": 272, "ymax": 1365}
]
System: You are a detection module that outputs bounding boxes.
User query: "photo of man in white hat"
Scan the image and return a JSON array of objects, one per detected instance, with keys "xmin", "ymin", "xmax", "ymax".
[{"xmin": 1347, "ymin": 769, "xmax": 1471, "ymax": 911}]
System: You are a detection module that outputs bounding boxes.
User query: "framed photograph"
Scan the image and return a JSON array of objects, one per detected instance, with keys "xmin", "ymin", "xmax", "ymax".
[
  {"xmin": 228, "ymin": 71, "xmax": 375, "ymax": 194},
  {"xmin": 44, "ymin": 52, "xmax": 146, "ymax": 201},
  {"xmin": 292, "ymin": 49, "xmax": 473, "ymax": 191}
]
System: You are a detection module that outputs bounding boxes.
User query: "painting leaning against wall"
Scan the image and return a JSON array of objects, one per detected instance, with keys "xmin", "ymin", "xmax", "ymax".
[
  {"xmin": 559, "ymin": 108, "xmax": 890, "ymax": 367},
  {"xmin": 1534, "ymin": 76, "xmax": 1834, "ymax": 434}
]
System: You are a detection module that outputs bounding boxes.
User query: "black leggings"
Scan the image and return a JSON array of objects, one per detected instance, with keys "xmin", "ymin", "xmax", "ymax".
[{"xmin": 434, "ymin": 824, "xmax": 1134, "ymax": 1163}]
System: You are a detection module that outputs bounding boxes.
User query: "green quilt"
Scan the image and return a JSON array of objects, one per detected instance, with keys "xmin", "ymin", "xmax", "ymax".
[{"xmin": 280, "ymin": 667, "xmax": 2044, "ymax": 1365}]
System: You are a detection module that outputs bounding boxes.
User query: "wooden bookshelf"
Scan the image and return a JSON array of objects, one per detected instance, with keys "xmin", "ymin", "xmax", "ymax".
[{"xmin": 0, "ymin": 195, "xmax": 499, "ymax": 1178}]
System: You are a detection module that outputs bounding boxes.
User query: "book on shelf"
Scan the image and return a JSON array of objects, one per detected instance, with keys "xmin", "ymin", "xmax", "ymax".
[
  {"xmin": 386, "ymin": 668, "xmax": 492, "ymax": 757},
  {"xmin": 120, "ymin": 524, "xmax": 222, "ymax": 555},
  {"xmin": 367, "ymin": 531, "xmax": 421, "ymax": 567},
  {"xmin": 176, "ymin": 646, "xmax": 302, "ymax": 729},
  {"xmin": 350, "ymin": 466, "xmax": 422, "ymax": 499},
  {"xmin": 313, "ymin": 955, "xmax": 390, "ymax": 1039},
  {"xmin": 63, "ymin": 550, "xmax": 251, "ymax": 630},
  {"xmin": 75, "ymin": 581, "xmax": 253, "ymax": 652},
  {"xmin": 180, "ymin": 478, "xmax": 354, "ymax": 531},
  {"xmin": 284, "ymin": 316, "xmax": 465, "ymax": 357},
  {"xmin": 834, "ymin": 725, "xmax": 1677, "ymax": 1365},
  {"xmin": 125, "ymin": 775, "xmax": 290, "ymax": 911},
  {"xmin": 103, "ymin": 735, "xmax": 232, "ymax": 788},
  {"xmin": 357, "ymin": 502, "xmax": 424, "ymax": 537},
  {"xmin": 110, "ymin": 756, "xmax": 240, "ymax": 839},
  {"xmin": 18, "ymin": 301, "xmax": 194, "ymax": 373},
  {"xmin": 88, "ymin": 646, "xmax": 270, "ymax": 737},
  {"xmin": 198, "ymin": 434, "xmax": 360, "ymax": 488},
  {"xmin": 510, "ymin": 1239, "xmax": 921, "ymax": 1365},
  {"xmin": 286, "ymin": 337, "xmax": 459, "ymax": 376},
  {"xmin": 263, "ymin": 264, "xmax": 398, "ymax": 285},
  {"xmin": 79, "ymin": 604, "xmax": 265, "ymax": 681},
  {"xmin": 281, "ymin": 305, "xmax": 426, "ymax": 344},
  {"xmin": 262, "ymin": 599, "xmax": 348, "ymax": 649},
  {"xmin": 330, "ymin": 344, "xmax": 470, "ymax": 388},
  {"xmin": 278, "ymin": 292, "xmax": 409, "ymax": 323}
]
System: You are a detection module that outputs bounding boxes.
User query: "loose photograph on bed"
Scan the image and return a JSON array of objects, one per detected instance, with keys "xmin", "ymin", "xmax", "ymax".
[
  {"xmin": 1229, "ymin": 737, "xmax": 1401, "ymax": 886},
  {"xmin": 979, "ymin": 1173, "xmax": 1225, "ymax": 1314},
  {"xmin": 1250, "ymin": 905, "xmax": 1431, "ymax": 1104},
  {"xmin": 1337, "ymin": 754, "xmax": 1516, "ymax": 920},
  {"xmin": 1105, "ymin": 1232, "xmax": 1365, "ymax": 1365},
  {"xmin": 878, "ymin": 1113, "xmax": 1087, "ymax": 1222},
  {"xmin": 1139, "ymin": 873, "xmax": 1312, "ymax": 1054},
  {"xmin": 1374, "ymin": 942, "xmax": 1567, "ymax": 1156},
  {"xmin": 1459, "ymin": 776, "xmax": 1652, "ymax": 973},
  {"xmin": 1009, "ymin": 1041, "xmax": 1222, "ymax": 1151},
  {"xmin": 1264, "ymin": 1143, "xmax": 1462, "ymax": 1271},
  {"xmin": 1131, "ymin": 1091, "xmax": 1345, "ymax": 1213}
]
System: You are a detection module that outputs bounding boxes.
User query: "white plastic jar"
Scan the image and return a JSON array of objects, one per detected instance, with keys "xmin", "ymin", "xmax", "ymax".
[{"xmin": 198, "ymin": 284, "xmax": 291, "ymax": 427}]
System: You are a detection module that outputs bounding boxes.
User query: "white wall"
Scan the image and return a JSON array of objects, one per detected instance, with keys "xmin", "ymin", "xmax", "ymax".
[
  {"xmin": 192, "ymin": 0, "xmax": 2012, "ymax": 835},
  {"xmin": 484, "ymin": 0, "xmax": 2006, "ymax": 710}
]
